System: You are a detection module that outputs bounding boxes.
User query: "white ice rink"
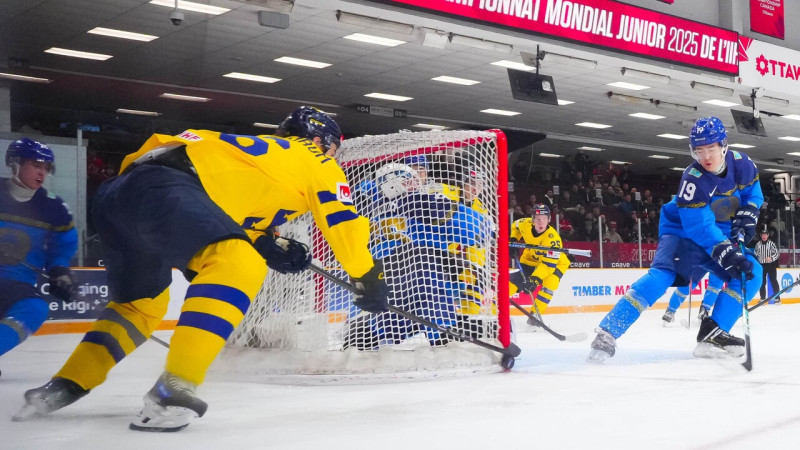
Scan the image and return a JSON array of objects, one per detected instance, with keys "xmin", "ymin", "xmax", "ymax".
[{"xmin": 1, "ymin": 306, "xmax": 799, "ymax": 450}]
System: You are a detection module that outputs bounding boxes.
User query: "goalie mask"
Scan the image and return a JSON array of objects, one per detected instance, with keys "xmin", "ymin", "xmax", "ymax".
[{"xmin": 374, "ymin": 163, "xmax": 420, "ymax": 200}]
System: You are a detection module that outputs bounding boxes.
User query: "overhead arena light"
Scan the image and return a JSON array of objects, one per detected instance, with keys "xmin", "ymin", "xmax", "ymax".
[
  {"xmin": 607, "ymin": 91, "xmax": 652, "ymax": 107},
  {"xmin": 690, "ymin": 81, "xmax": 734, "ymax": 97},
  {"xmin": 335, "ymin": 10, "xmax": 414, "ymax": 35},
  {"xmin": 652, "ymin": 100, "xmax": 697, "ymax": 113},
  {"xmin": 0, "ymin": 72, "xmax": 52, "ymax": 83},
  {"xmin": 449, "ymin": 33, "xmax": 513, "ymax": 54},
  {"xmin": 621, "ymin": 67, "xmax": 670, "ymax": 84},
  {"xmin": 540, "ymin": 51, "xmax": 597, "ymax": 69}
]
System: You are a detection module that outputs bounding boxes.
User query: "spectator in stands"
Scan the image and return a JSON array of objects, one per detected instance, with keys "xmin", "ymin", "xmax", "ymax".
[
  {"xmin": 561, "ymin": 190, "xmax": 579, "ymax": 212},
  {"xmin": 642, "ymin": 190, "xmax": 655, "ymax": 213},
  {"xmin": 529, "ymin": 193, "xmax": 537, "ymax": 208},
  {"xmin": 619, "ymin": 165, "xmax": 633, "ymax": 184},
  {"xmin": 543, "ymin": 189, "xmax": 556, "ymax": 209},
  {"xmin": 603, "ymin": 221, "xmax": 623, "ymax": 243},
  {"xmin": 604, "ymin": 185, "xmax": 620, "ymax": 206},
  {"xmin": 618, "ymin": 194, "xmax": 634, "ymax": 216},
  {"xmin": 603, "ymin": 163, "xmax": 619, "ymax": 185},
  {"xmin": 641, "ymin": 210, "xmax": 659, "ymax": 243}
]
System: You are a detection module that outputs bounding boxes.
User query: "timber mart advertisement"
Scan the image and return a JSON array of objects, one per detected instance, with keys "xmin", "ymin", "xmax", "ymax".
[{"xmin": 379, "ymin": 0, "xmax": 739, "ymax": 74}]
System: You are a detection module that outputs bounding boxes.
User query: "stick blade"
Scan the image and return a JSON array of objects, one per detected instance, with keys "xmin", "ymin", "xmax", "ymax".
[
  {"xmin": 505, "ymin": 342, "xmax": 522, "ymax": 357},
  {"xmin": 564, "ymin": 332, "xmax": 588, "ymax": 342}
]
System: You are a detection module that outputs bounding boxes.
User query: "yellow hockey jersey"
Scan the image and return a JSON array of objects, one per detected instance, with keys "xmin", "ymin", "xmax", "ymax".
[
  {"xmin": 120, "ymin": 129, "xmax": 373, "ymax": 278},
  {"xmin": 510, "ymin": 219, "xmax": 570, "ymax": 280}
]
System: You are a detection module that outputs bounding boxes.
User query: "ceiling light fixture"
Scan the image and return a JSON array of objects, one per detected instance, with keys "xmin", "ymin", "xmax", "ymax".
[
  {"xmin": 343, "ymin": 33, "xmax": 405, "ymax": 47},
  {"xmin": 412, "ymin": 123, "xmax": 448, "ymax": 130},
  {"xmin": 0, "ymin": 72, "xmax": 52, "ymax": 83},
  {"xmin": 335, "ymin": 10, "xmax": 414, "ymax": 35},
  {"xmin": 88, "ymin": 27, "xmax": 158, "ymax": 42},
  {"xmin": 421, "ymin": 28, "xmax": 448, "ymax": 49},
  {"xmin": 629, "ymin": 112, "xmax": 665, "ymax": 120},
  {"xmin": 159, "ymin": 93, "xmax": 211, "ymax": 102},
  {"xmin": 557, "ymin": 99, "xmax": 575, "ymax": 105},
  {"xmin": 481, "ymin": 108, "xmax": 520, "ymax": 116},
  {"xmin": 778, "ymin": 136, "xmax": 800, "ymax": 142},
  {"xmin": 672, "ymin": 167, "xmax": 687, "ymax": 171},
  {"xmin": 449, "ymin": 34, "xmax": 513, "ymax": 54},
  {"xmin": 364, "ymin": 92, "xmax": 413, "ymax": 102},
  {"xmin": 116, "ymin": 108, "xmax": 161, "ymax": 116},
  {"xmin": 653, "ymin": 100, "xmax": 697, "ymax": 113},
  {"xmin": 575, "ymin": 122, "xmax": 612, "ymax": 129},
  {"xmin": 45, "ymin": 47, "xmax": 112, "ymax": 61},
  {"xmin": 690, "ymin": 81, "xmax": 734, "ymax": 97},
  {"xmin": 606, "ymin": 92, "xmax": 652, "ymax": 107},
  {"xmin": 782, "ymin": 114, "xmax": 800, "ymax": 120},
  {"xmin": 539, "ymin": 153, "xmax": 563, "ymax": 158},
  {"xmin": 253, "ymin": 122, "xmax": 280, "ymax": 128},
  {"xmin": 648, "ymin": 155, "xmax": 672, "ymax": 159},
  {"xmin": 610, "ymin": 160, "xmax": 630, "ymax": 165},
  {"xmin": 491, "ymin": 60, "xmax": 534, "ymax": 71},
  {"xmin": 729, "ymin": 143, "xmax": 755, "ymax": 148},
  {"xmin": 764, "ymin": 168, "xmax": 785, "ymax": 172},
  {"xmin": 620, "ymin": 67, "xmax": 671, "ymax": 84},
  {"xmin": 577, "ymin": 146, "xmax": 604, "ymax": 151},
  {"xmin": 274, "ymin": 56, "xmax": 331, "ymax": 68},
  {"xmin": 232, "ymin": 0, "xmax": 294, "ymax": 14},
  {"xmin": 760, "ymin": 95, "xmax": 790, "ymax": 108},
  {"xmin": 224, "ymin": 72, "xmax": 281, "ymax": 83},
  {"xmin": 431, "ymin": 75, "xmax": 480, "ymax": 86},
  {"xmin": 150, "ymin": 0, "xmax": 230, "ymax": 14},
  {"xmin": 658, "ymin": 133, "xmax": 687, "ymax": 139},
  {"xmin": 606, "ymin": 81, "xmax": 650, "ymax": 91},
  {"xmin": 539, "ymin": 51, "xmax": 597, "ymax": 69},
  {"xmin": 702, "ymin": 99, "xmax": 738, "ymax": 107}
]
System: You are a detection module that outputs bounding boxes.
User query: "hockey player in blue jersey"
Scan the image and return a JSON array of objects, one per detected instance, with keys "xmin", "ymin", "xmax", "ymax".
[
  {"xmin": 587, "ymin": 117, "xmax": 762, "ymax": 363},
  {"xmin": 661, "ymin": 273, "xmax": 724, "ymax": 325},
  {"xmin": 343, "ymin": 162, "xmax": 491, "ymax": 349},
  {"xmin": 0, "ymin": 138, "xmax": 77, "ymax": 361}
]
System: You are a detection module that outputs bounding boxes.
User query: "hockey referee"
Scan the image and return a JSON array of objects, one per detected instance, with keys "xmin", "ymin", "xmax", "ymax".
[{"xmin": 754, "ymin": 227, "xmax": 781, "ymax": 304}]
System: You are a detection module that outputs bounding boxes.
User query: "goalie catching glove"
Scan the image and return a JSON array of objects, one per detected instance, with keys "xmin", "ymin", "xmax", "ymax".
[
  {"xmin": 48, "ymin": 266, "xmax": 77, "ymax": 302},
  {"xmin": 711, "ymin": 241, "xmax": 753, "ymax": 281},
  {"xmin": 351, "ymin": 260, "xmax": 390, "ymax": 313},
  {"xmin": 253, "ymin": 232, "xmax": 311, "ymax": 274}
]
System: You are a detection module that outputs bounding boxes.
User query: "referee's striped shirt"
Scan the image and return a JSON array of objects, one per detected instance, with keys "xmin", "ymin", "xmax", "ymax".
[{"xmin": 755, "ymin": 239, "xmax": 779, "ymax": 264}]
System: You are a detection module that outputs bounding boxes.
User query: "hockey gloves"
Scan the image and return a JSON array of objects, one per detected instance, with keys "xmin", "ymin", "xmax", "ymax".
[
  {"xmin": 731, "ymin": 204, "xmax": 759, "ymax": 244},
  {"xmin": 351, "ymin": 260, "xmax": 390, "ymax": 313},
  {"xmin": 253, "ymin": 234, "xmax": 311, "ymax": 274},
  {"xmin": 712, "ymin": 241, "xmax": 754, "ymax": 281},
  {"xmin": 509, "ymin": 270, "xmax": 537, "ymax": 295},
  {"xmin": 48, "ymin": 266, "xmax": 76, "ymax": 302}
]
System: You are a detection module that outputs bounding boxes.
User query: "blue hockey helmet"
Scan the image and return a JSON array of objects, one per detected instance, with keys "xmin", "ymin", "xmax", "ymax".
[
  {"xmin": 532, "ymin": 203, "xmax": 550, "ymax": 217},
  {"xmin": 404, "ymin": 154, "xmax": 428, "ymax": 168},
  {"xmin": 277, "ymin": 106, "xmax": 342, "ymax": 152},
  {"xmin": 689, "ymin": 116, "xmax": 728, "ymax": 160},
  {"xmin": 6, "ymin": 138, "xmax": 55, "ymax": 173}
]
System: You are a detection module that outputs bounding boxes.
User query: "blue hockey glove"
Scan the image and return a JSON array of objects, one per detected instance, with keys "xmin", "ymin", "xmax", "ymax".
[
  {"xmin": 712, "ymin": 241, "xmax": 754, "ymax": 281},
  {"xmin": 48, "ymin": 266, "xmax": 76, "ymax": 302},
  {"xmin": 253, "ymin": 234, "xmax": 311, "ymax": 274},
  {"xmin": 730, "ymin": 204, "xmax": 759, "ymax": 244},
  {"xmin": 351, "ymin": 260, "xmax": 390, "ymax": 313}
]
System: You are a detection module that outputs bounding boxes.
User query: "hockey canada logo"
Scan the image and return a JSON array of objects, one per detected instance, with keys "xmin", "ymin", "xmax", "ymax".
[
  {"xmin": 178, "ymin": 131, "xmax": 202, "ymax": 141},
  {"xmin": 337, "ymin": 183, "xmax": 353, "ymax": 204}
]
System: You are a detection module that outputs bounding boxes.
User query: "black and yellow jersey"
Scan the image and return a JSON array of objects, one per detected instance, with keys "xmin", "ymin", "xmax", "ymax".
[
  {"xmin": 510, "ymin": 219, "xmax": 570, "ymax": 280},
  {"xmin": 121, "ymin": 129, "xmax": 373, "ymax": 278}
]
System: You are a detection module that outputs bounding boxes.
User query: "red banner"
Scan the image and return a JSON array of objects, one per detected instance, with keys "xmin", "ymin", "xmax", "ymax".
[
  {"xmin": 750, "ymin": 0, "xmax": 784, "ymax": 40},
  {"xmin": 376, "ymin": 0, "xmax": 739, "ymax": 74}
]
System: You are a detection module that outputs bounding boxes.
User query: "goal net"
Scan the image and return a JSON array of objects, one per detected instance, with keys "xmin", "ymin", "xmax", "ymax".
[{"xmin": 222, "ymin": 129, "xmax": 510, "ymax": 378}]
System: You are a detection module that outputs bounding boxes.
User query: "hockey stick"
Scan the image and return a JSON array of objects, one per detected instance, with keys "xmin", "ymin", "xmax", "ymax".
[
  {"xmin": 684, "ymin": 278, "xmax": 693, "ymax": 330},
  {"xmin": 307, "ymin": 263, "xmax": 521, "ymax": 359},
  {"xmin": 746, "ymin": 276, "xmax": 800, "ymax": 312},
  {"xmin": 509, "ymin": 298, "xmax": 587, "ymax": 342},
  {"xmin": 509, "ymin": 242, "xmax": 592, "ymax": 258},
  {"xmin": 738, "ymin": 236, "xmax": 752, "ymax": 372}
]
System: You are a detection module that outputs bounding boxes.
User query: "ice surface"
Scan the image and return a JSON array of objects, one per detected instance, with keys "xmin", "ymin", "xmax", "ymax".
[{"xmin": 1, "ymin": 306, "xmax": 799, "ymax": 449}]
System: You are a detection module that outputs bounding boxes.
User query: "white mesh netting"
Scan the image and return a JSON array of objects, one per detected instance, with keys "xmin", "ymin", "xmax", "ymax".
[{"xmin": 220, "ymin": 129, "xmax": 509, "ymax": 378}]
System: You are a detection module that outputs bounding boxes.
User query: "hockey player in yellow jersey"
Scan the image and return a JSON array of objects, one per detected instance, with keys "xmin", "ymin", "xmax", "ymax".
[
  {"xmin": 15, "ymin": 106, "xmax": 390, "ymax": 431},
  {"xmin": 508, "ymin": 204, "xmax": 570, "ymax": 324}
]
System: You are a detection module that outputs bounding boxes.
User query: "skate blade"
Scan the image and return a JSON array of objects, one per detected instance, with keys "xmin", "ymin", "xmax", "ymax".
[
  {"xmin": 693, "ymin": 343, "xmax": 744, "ymax": 359},
  {"xmin": 129, "ymin": 400, "xmax": 198, "ymax": 432},
  {"xmin": 12, "ymin": 404, "xmax": 40, "ymax": 422}
]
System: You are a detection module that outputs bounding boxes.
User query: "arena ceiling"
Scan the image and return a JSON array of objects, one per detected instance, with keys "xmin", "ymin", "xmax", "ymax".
[{"xmin": 2, "ymin": 0, "xmax": 800, "ymax": 176}]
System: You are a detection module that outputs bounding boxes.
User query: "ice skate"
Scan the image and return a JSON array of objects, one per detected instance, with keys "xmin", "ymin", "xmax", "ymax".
[
  {"xmin": 129, "ymin": 371, "xmax": 208, "ymax": 432},
  {"xmin": 12, "ymin": 377, "xmax": 90, "ymax": 421},
  {"xmin": 587, "ymin": 328, "xmax": 616, "ymax": 364},
  {"xmin": 526, "ymin": 309, "xmax": 543, "ymax": 330},
  {"xmin": 661, "ymin": 309, "xmax": 675, "ymax": 325},
  {"xmin": 693, "ymin": 317, "xmax": 744, "ymax": 358},
  {"xmin": 697, "ymin": 306, "xmax": 710, "ymax": 321}
]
